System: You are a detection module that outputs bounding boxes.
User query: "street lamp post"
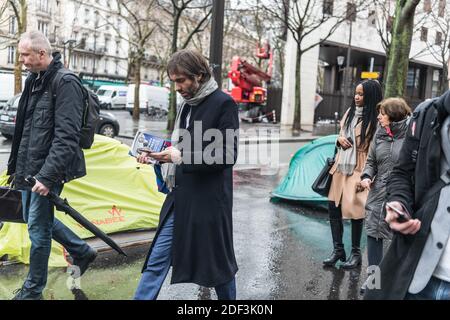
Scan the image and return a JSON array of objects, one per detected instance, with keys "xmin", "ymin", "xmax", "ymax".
[
  {"xmin": 209, "ymin": 0, "xmax": 225, "ymax": 88},
  {"xmin": 91, "ymin": 31, "xmax": 98, "ymax": 88},
  {"xmin": 341, "ymin": 19, "xmax": 353, "ymax": 114}
]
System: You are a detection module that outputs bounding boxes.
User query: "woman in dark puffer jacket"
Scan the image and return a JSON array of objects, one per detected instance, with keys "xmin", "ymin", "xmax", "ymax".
[{"xmin": 359, "ymin": 98, "xmax": 411, "ymax": 292}]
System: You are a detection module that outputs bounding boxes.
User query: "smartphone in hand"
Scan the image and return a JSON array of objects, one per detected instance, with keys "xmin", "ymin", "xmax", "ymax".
[
  {"xmin": 386, "ymin": 202, "xmax": 411, "ymax": 223},
  {"xmin": 346, "ymin": 136, "xmax": 353, "ymax": 145}
]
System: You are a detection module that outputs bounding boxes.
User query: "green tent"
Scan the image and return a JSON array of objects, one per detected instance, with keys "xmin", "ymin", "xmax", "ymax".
[
  {"xmin": 0, "ymin": 135, "xmax": 165, "ymax": 267},
  {"xmin": 271, "ymin": 135, "xmax": 338, "ymax": 203}
]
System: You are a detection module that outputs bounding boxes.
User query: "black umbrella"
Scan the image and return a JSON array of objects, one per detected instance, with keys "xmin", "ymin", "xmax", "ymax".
[{"xmin": 26, "ymin": 176, "xmax": 127, "ymax": 256}]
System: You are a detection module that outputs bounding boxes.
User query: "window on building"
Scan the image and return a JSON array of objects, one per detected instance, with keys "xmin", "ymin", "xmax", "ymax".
[
  {"xmin": 104, "ymin": 58, "xmax": 109, "ymax": 73},
  {"xmin": 323, "ymin": 0, "xmax": 333, "ymax": 16},
  {"xmin": 423, "ymin": 0, "xmax": 432, "ymax": 13},
  {"xmin": 439, "ymin": 0, "xmax": 446, "ymax": 17},
  {"xmin": 115, "ymin": 60, "xmax": 119, "ymax": 74},
  {"xmin": 420, "ymin": 27, "xmax": 428, "ymax": 42},
  {"xmin": 38, "ymin": 21, "xmax": 49, "ymax": 36},
  {"xmin": 80, "ymin": 33, "xmax": 88, "ymax": 49},
  {"xmin": 7, "ymin": 46, "xmax": 15, "ymax": 64},
  {"xmin": 406, "ymin": 66, "xmax": 425, "ymax": 99},
  {"xmin": 82, "ymin": 55, "xmax": 87, "ymax": 70},
  {"xmin": 431, "ymin": 69, "xmax": 443, "ymax": 98},
  {"xmin": 94, "ymin": 11, "xmax": 99, "ymax": 26},
  {"xmin": 84, "ymin": 9, "xmax": 90, "ymax": 24},
  {"xmin": 368, "ymin": 10, "xmax": 376, "ymax": 27},
  {"xmin": 346, "ymin": 2, "xmax": 356, "ymax": 21},
  {"xmin": 72, "ymin": 54, "xmax": 78, "ymax": 69},
  {"xmin": 53, "ymin": 26, "xmax": 59, "ymax": 42},
  {"xmin": 9, "ymin": 16, "xmax": 16, "ymax": 34},
  {"xmin": 106, "ymin": 16, "xmax": 111, "ymax": 30},
  {"xmin": 39, "ymin": 0, "xmax": 49, "ymax": 12},
  {"xmin": 436, "ymin": 31, "xmax": 443, "ymax": 46},
  {"xmin": 104, "ymin": 36, "xmax": 111, "ymax": 54},
  {"xmin": 116, "ymin": 41, "xmax": 120, "ymax": 55}
]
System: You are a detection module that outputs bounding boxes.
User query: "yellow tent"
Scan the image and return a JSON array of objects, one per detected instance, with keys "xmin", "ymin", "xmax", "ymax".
[{"xmin": 0, "ymin": 135, "xmax": 165, "ymax": 266}]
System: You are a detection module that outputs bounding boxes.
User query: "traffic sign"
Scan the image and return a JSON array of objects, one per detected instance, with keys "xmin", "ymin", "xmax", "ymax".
[{"xmin": 361, "ymin": 72, "xmax": 379, "ymax": 79}]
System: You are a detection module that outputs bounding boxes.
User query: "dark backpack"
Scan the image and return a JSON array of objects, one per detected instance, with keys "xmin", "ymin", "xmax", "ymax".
[{"xmin": 49, "ymin": 68, "xmax": 100, "ymax": 149}]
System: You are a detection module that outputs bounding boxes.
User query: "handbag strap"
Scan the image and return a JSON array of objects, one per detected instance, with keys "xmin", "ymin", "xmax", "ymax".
[{"xmin": 0, "ymin": 187, "xmax": 12, "ymax": 199}]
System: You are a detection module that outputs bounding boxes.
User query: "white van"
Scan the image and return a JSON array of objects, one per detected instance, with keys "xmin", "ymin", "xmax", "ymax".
[
  {"xmin": 96, "ymin": 85, "xmax": 128, "ymax": 109},
  {"xmin": 0, "ymin": 72, "xmax": 26, "ymax": 110},
  {"xmin": 126, "ymin": 84, "xmax": 170, "ymax": 115}
]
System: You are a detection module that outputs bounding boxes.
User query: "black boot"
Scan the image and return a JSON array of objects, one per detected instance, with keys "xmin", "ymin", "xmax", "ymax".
[
  {"xmin": 342, "ymin": 219, "xmax": 363, "ymax": 269},
  {"xmin": 323, "ymin": 245, "xmax": 346, "ymax": 266},
  {"xmin": 323, "ymin": 218, "xmax": 346, "ymax": 266}
]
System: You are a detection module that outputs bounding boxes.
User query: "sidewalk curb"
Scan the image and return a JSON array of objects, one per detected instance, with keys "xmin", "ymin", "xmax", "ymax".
[
  {"xmin": 0, "ymin": 229, "xmax": 157, "ymax": 268},
  {"xmin": 118, "ymin": 134, "xmax": 320, "ymax": 144}
]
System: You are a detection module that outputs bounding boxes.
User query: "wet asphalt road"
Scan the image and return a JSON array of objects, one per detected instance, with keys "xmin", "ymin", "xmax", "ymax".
[
  {"xmin": 0, "ymin": 167, "xmax": 371, "ymax": 300},
  {"xmin": 0, "ymin": 111, "xmax": 372, "ymax": 300}
]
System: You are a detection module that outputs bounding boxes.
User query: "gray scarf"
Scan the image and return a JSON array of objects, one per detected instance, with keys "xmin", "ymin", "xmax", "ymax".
[
  {"xmin": 161, "ymin": 77, "xmax": 219, "ymax": 191},
  {"xmin": 336, "ymin": 107, "xmax": 363, "ymax": 175},
  {"xmin": 440, "ymin": 116, "xmax": 450, "ymax": 174}
]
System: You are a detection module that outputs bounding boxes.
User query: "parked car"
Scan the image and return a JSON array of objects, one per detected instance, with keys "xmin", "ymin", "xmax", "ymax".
[
  {"xmin": 0, "ymin": 94, "xmax": 120, "ymax": 140},
  {"xmin": 96, "ymin": 85, "xmax": 128, "ymax": 110}
]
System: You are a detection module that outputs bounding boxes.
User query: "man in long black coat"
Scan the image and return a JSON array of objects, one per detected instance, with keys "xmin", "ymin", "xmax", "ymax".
[
  {"xmin": 134, "ymin": 49, "xmax": 239, "ymax": 300},
  {"xmin": 364, "ymin": 90, "xmax": 450, "ymax": 300}
]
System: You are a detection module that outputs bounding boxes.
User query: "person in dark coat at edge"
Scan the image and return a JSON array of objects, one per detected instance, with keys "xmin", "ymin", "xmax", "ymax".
[
  {"xmin": 7, "ymin": 31, "xmax": 97, "ymax": 300},
  {"xmin": 134, "ymin": 49, "xmax": 239, "ymax": 300},
  {"xmin": 364, "ymin": 90, "xmax": 450, "ymax": 300}
]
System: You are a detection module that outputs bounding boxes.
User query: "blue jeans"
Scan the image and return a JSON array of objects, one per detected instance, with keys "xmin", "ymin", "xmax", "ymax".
[
  {"xmin": 406, "ymin": 276, "xmax": 450, "ymax": 300},
  {"xmin": 134, "ymin": 210, "xmax": 236, "ymax": 300},
  {"xmin": 21, "ymin": 185, "xmax": 91, "ymax": 295}
]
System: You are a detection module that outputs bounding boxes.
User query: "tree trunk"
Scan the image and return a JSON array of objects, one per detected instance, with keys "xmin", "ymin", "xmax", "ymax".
[
  {"xmin": 277, "ymin": 44, "xmax": 285, "ymax": 86},
  {"xmin": 384, "ymin": 1, "xmax": 419, "ymax": 98},
  {"xmin": 14, "ymin": 44, "xmax": 22, "ymax": 95},
  {"xmin": 14, "ymin": 1, "xmax": 27, "ymax": 95},
  {"xmin": 441, "ymin": 64, "xmax": 449, "ymax": 95},
  {"xmin": 167, "ymin": 10, "xmax": 180, "ymax": 132},
  {"xmin": 382, "ymin": 49, "xmax": 390, "ymax": 94},
  {"xmin": 292, "ymin": 46, "xmax": 302, "ymax": 134},
  {"xmin": 159, "ymin": 69, "xmax": 166, "ymax": 86},
  {"xmin": 133, "ymin": 58, "xmax": 141, "ymax": 120}
]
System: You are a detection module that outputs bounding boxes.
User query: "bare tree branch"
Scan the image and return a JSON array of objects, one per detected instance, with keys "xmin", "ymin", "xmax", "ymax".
[{"xmin": 180, "ymin": 6, "xmax": 212, "ymax": 49}]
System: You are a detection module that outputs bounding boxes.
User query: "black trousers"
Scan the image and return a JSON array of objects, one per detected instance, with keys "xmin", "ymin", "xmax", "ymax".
[{"xmin": 366, "ymin": 235, "xmax": 383, "ymax": 267}]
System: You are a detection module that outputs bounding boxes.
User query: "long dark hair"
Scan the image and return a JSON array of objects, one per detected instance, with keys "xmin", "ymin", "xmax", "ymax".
[{"xmin": 344, "ymin": 80, "xmax": 383, "ymax": 149}]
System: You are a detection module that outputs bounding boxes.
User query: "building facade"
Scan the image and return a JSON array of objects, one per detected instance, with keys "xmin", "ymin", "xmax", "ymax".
[
  {"xmin": 0, "ymin": 0, "xmax": 259, "ymax": 91},
  {"xmin": 0, "ymin": 0, "xmax": 64, "ymax": 72},
  {"xmin": 281, "ymin": 0, "xmax": 450, "ymax": 130}
]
